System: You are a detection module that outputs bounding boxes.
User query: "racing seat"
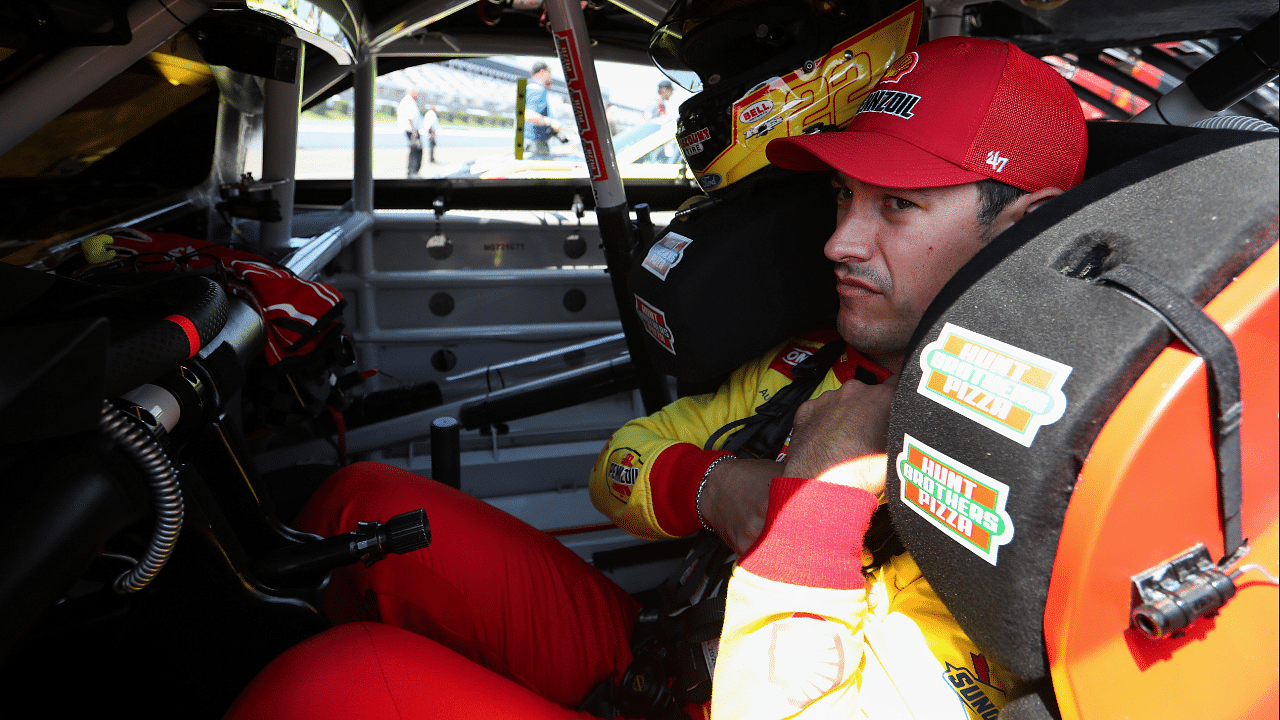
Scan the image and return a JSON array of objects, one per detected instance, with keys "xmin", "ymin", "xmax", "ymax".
[{"xmin": 885, "ymin": 124, "xmax": 1278, "ymax": 720}]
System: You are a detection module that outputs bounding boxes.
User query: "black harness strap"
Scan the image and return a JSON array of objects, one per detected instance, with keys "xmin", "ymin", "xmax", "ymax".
[
  {"xmin": 1099, "ymin": 264, "xmax": 1244, "ymax": 562},
  {"xmin": 704, "ymin": 340, "xmax": 848, "ymax": 459},
  {"xmin": 659, "ymin": 530, "xmax": 735, "ymax": 609}
]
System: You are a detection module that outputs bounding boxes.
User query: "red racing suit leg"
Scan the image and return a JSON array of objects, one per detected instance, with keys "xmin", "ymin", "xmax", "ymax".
[
  {"xmin": 224, "ymin": 621, "xmax": 606, "ymax": 720},
  {"xmin": 293, "ymin": 462, "xmax": 641, "ymax": 709}
]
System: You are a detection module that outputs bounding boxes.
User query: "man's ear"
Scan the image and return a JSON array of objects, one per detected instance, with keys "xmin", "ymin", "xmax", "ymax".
[{"xmin": 991, "ymin": 186, "xmax": 1064, "ymax": 236}]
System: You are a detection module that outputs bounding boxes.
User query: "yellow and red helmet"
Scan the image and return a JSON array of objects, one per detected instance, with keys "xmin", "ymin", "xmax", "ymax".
[{"xmin": 650, "ymin": 0, "xmax": 923, "ymax": 192}]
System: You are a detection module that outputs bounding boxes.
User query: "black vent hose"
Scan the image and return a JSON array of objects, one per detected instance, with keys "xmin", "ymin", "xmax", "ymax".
[{"xmin": 99, "ymin": 399, "xmax": 184, "ymax": 593}]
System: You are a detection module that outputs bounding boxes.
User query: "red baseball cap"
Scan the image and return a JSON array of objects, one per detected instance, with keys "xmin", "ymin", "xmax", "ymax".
[{"xmin": 766, "ymin": 36, "xmax": 1087, "ymax": 192}]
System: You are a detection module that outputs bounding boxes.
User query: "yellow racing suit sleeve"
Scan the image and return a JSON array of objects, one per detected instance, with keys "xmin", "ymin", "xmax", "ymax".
[
  {"xmin": 711, "ymin": 477, "xmax": 1013, "ymax": 720},
  {"xmin": 588, "ymin": 336, "xmax": 814, "ymax": 540},
  {"xmin": 587, "ymin": 328, "xmax": 891, "ymax": 541}
]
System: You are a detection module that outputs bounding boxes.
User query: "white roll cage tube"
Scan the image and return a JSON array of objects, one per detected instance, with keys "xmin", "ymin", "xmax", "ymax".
[
  {"xmin": 261, "ymin": 38, "xmax": 306, "ymax": 255},
  {"xmin": 540, "ymin": 0, "xmax": 673, "ymax": 413},
  {"xmin": 539, "ymin": 0, "xmax": 626, "ymax": 209},
  {"xmin": 926, "ymin": 0, "xmax": 969, "ymax": 39}
]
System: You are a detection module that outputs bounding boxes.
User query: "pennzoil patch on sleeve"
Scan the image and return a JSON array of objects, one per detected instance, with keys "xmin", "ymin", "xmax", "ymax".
[
  {"xmin": 606, "ymin": 446, "xmax": 643, "ymax": 503},
  {"xmin": 896, "ymin": 434, "xmax": 1014, "ymax": 566},
  {"xmin": 915, "ymin": 323, "xmax": 1071, "ymax": 447}
]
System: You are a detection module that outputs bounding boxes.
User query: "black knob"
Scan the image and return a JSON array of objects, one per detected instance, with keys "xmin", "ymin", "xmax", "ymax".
[{"xmin": 384, "ymin": 508, "xmax": 431, "ymax": 555}]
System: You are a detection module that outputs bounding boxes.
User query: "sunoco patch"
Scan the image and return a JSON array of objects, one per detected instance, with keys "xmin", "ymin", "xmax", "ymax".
[
  {"xmin": 944, "ymin": 657, "xmax": 1003, "ymax": 720},
  {"xmin": 916, "ymin": 323, "xmax": 1071, "ymax": 447},
  {"xmin": 641, "ymin": 232, "xmax": 693, "ymax": 281},
  {"xmin": 897, "ymin": 434, "xmax": 1014, "ymax": 566},
  {"xmin": 606, "ymin": 446, "xmax": 643, "ymax": 503},
  {"xmin": 635, "ymin": 294, "xmax": 676, "ymax": 354}
]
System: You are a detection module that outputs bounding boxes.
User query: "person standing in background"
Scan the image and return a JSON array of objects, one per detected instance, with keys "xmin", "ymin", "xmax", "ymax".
[
  {"xmin": 524, "ymin": 61, "xmax": 561, "ymax": 159},
  {"xmin": 647, "ymin": 79, "xmax": 674, "ymax": 120},
  {"xmin": 398, "ymin": 86, "xmax": 424, "ymax": 177},
  {"xmin": 423, "ymin": 104, "xmax": 440, "ymax": 164},
  {"xmin": 605, "ymin": 103, "xmax": 619, "ymax": 136}
]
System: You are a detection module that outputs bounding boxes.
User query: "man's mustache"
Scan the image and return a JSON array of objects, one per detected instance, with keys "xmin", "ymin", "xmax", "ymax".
[{"xmin": 835, "ymin": 263, "xmax": 892, "ymax": 295}]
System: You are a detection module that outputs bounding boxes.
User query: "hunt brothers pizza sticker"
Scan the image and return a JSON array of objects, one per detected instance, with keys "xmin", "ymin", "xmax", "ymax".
[
  {"xmin": 915, "ymin": 323, "xmax": 1071, "ymax": 447},
  {"xmin": 641, "ymin": 231, "xmax": 693, "ymax": 281},
  {"xmin": 635, "ymin": 294, "xmax": 676, "ymax": 355},
  {"xmin": 897, "ymin": 434, "xmax": 1014, "ymax": 566}
]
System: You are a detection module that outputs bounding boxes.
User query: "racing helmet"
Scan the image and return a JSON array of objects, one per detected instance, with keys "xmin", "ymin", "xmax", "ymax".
[{"xmin": 650, "ymin": 0, "xmax": 923, "ymax": 192}]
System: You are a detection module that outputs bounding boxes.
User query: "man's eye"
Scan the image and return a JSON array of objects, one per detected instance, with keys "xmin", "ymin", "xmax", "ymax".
[
  {"xmin": 888, "ymin": 196, "xmax": 916, "ymax": 210},
  {"xmin": 834, "ymin": 186, "xmax": 853, "ymax": 201}
]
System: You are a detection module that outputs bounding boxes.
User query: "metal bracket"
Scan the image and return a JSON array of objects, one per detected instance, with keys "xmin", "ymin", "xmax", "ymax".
[
  {"xmin": 565, "ymin": 193, "xmax": 587, "ymax": 259},
  {"xmin": 427, "ymin": 195, "xmax": 451, "ymax": 260},
  {"xmin": 216, "ymin": 173, "xmax": 284, "ymax": 222},
  {"xmin": 1129, "ymin": 543, "xmax": 1237, "ymax": 640}
]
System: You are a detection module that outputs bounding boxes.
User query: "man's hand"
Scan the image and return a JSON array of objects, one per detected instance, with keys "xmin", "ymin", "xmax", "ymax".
[
  {"xmin": 698, "ymin": 458, "xmax": 778, "ymax": 554},
  {"xmin": 782, "ymin": 379, "xmax": 896, "ymax": 496}
]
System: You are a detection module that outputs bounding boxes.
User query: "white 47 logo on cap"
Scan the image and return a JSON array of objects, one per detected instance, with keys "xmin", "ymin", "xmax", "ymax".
[{"xmin": 985, "ymin": 150, "xmax": 1009, "ymax": 173}]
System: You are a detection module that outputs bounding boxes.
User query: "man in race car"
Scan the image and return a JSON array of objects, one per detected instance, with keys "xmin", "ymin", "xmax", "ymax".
[{"xmin": 226, "ymin": 36, "xmax": 1086, "ymax": 720}]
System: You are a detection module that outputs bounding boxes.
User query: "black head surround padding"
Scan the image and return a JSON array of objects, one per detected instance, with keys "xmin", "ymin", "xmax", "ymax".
[
  {"xmin": 628, "ymin": 165, "xmax": 838, "ymax": 384},
  {"xmin": 886, "ymin": 127, "xmax": 1278, "ymax": 683}
]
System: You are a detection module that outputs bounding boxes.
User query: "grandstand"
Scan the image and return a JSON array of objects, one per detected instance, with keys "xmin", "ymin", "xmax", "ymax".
[
  {"xmin": 322, "ymin": 58, "xmax": 648, "ymax": 130},
  {"xmin": 289, "ymin": 58, "xmax": 659, "ymax": 179}
]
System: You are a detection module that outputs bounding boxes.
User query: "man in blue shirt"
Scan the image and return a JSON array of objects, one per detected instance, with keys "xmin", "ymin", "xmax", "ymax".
[{"xmin": 524, "ymin": 61, "xmax": 562, "ymax": 159}]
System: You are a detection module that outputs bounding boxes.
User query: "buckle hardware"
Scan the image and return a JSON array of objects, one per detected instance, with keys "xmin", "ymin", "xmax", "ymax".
[{"xmin": 1129, "ymin": 542, "xmax": 1238, "ymax": 640}]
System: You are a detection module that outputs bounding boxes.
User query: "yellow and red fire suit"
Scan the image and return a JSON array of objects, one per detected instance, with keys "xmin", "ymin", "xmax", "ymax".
[{"xmin": 590, "ymin": 329, "xmax": 1016, "ymax": 720}]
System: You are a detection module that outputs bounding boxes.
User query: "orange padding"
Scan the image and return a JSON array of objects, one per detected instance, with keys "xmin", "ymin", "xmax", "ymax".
[{"xmin": 1045, "ymin": 243, "xmax": 1279, "ymax": 720}]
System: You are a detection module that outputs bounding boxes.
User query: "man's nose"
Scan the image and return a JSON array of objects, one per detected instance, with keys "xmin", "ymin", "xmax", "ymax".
[{"xmin": 824, "ymin": 210, "xmax": 878, "ymax": 264}]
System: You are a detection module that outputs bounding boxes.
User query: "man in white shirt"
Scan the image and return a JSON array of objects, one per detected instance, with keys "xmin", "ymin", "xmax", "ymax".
[
  {"xmin": 423, "ymin": 105, "xmax": 440, "ymax": 164},
  {"xmin": 397, "ymin": 86, "xmax": 424, "ymax": 177}
]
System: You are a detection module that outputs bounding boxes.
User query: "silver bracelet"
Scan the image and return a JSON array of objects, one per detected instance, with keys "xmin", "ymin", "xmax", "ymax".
[{"xmin": 696, "ymin": 454, "xmax": 734, "ymax": 532}]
